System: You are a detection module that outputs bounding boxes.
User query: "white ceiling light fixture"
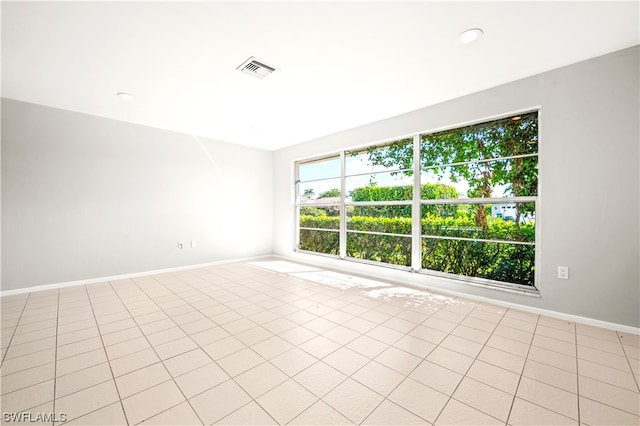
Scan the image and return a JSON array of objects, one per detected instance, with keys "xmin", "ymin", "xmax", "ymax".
[
  {"xmin": 459, "ymin": 28, "xmax": 484, "ymax": 44},
  {"xmin": 237, "ymin": 57, "xmax": 276, "ymax": 79},
  {"xmin": 117, "ymin": 92, "xmax": 134, "ymax": 101}
]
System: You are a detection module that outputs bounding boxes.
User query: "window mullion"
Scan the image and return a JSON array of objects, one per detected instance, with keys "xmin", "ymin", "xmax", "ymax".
[
  {"xmin": 411, "ymin": 134, "xmax": 422, "ymax": 272},
  {"xmin": 339, "ymin": 151, "xmax": 347, "ymax": 259},
  {"xmin": 294, "ymin": 166, "xmax": 300, "ymax": 250}
]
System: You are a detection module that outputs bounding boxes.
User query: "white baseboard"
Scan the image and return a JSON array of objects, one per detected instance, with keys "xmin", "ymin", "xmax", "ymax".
[
  {"xmin": 2, "ymin": 253, "xmax": 638, "ymax": 336},
  {"xmin": 0, "ymin": 255, "xmax": 273, "ymax": 298}
]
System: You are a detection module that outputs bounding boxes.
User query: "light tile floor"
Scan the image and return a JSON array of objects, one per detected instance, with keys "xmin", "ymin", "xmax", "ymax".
[{"xmin": 1, "ymin": 259, "xmax": 638, "ymax": 425}]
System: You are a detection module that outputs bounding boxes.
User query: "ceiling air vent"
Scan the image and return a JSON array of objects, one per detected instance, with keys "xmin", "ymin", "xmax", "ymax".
[{"xmin": 237, "ymin": 56, "xmax": 276, "ymax": 79}]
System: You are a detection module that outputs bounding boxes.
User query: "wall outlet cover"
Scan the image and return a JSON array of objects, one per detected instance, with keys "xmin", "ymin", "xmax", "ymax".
[{"xmin": 558, "ymin": 266, "xmax": 569, "ymax": 280}]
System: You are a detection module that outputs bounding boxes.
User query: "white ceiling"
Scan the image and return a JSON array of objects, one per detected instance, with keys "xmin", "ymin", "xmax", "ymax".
[{"xmin": 3, "ymin": 1, "xmax": 639, "ymax": 151}]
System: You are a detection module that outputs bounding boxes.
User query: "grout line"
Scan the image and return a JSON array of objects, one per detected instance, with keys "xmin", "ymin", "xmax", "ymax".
[
  {"xmin": 429, "ymin": 302, "xmax": 505, "ymax": 426},
  {"xmin": 505, "ymin": 312, "xmax": 541, "ymax": 425},
  {"xmin": 84, "ymin": 284, "xmax": 131, "ymax": 426},
  {"xmin": 0, "ymin": 293, "xmax": 32, "ymax": 367},
  {"xmin": 51, "ymin": 289, "xmax": 61, "ymax": 426},
  {"xmin": 0, "ymin": 363, "xmax": 57, "ymax": 397},
  {"xmin": 113, "ymin": 275, "xmax": 217, "ymax": 425},
  {"xmin": 617, "ymin": 331, "xmax": 640, "ymax": 393},
  {"xmin": 6, "ymin": 260, "xmax": 638, "ymax": 426}
]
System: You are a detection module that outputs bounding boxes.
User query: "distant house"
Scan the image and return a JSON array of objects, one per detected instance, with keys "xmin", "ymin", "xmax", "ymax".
[
  {"xmin": 313, "ymin": 197, "xmax": 341, "ymax": 205},
  {"xmin": 491, "ymin": 203, "xmax": 534, "ymax": 221},
  {"xmin": 492, "ymin": 203, "xmax": 518, "ymax": 220}
]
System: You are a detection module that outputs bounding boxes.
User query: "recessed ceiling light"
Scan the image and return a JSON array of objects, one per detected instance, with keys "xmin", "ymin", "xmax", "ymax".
[
  {"xmin": 459, "ymin": 28, "xmax": 483, "ymax": 44},
  {"xmin": 117, "ymin": 92, "xmax": 134, "ymax": 101}
]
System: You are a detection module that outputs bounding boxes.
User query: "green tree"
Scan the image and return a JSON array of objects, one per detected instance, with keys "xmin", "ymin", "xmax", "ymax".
[
  {"xmin": 366, "ymin": 113, "xmax": 538, "ymax": 231},
  {"xmin": 302, "ymin": 188, "xmax": 315, "ymax": 201},
  {"xmin": 350, "ymin": 183, "xmax": 458, "ymax": 218},
  {"xmin": 299, "ymin": 206, "xmax": 326, "ymax": 216},
  {"xmin": 317, "ymin": 188, "xmax": 341, "ymax": 198}
]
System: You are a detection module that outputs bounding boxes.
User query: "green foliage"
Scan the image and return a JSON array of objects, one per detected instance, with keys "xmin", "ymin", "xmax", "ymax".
[
  {"xmin": 348, "ymin": 216, "xmax": 412, "ymax": 234},
  {"xmin": 422, "ymin": 238, "xmax": 534, "ymax": 285},
  {"xmin": 347, "ymin": 233, "xmax": 412, "ymax": 266},
  {"xmin": 365, "ymin": 113, "xmax": 538, "ymax": 228},
  {"xmin": 318, "ymin": 188, "xmax": 341, "ymax": 198},
  {"xmin": 302, "ymin": 188, "xmax": 315, "ymax": 201},
  {"xmin": 361, "ymin": 138, "xmax": 414, "ymax": 174},
  {"xmin": 421, "ymin": 214, "xmax": 535, "ymax": 243},
  {"xmin": 299, "ymin": 214, "xmax": 535, "ymax": 285},
  {"xmin": 299, "ymin": 215, "xmax": 340, "ymax": 230},
  {"xmin": 298, "ymin": 229, "xmax": 339, "ymax": 255},
  {"xmin": 350, "ymin": 183, "xmax": 459, "ymax": 218},
  {"xmin": 299, "ymin": 206, "xmax": 327, "ymax": 217},
  {"xmin": 298, "ymin": 215, "xmax": 339, "ymax": 254}
]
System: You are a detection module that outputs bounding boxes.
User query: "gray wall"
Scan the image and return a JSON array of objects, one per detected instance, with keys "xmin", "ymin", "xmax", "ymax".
[
  {"xmin": 3, "ymin": 47, "xmax": 638, "ymax": 327},
  {"xmin": 273, "ymin": 47, "xmax": 640, "ymax": 327},
  {"xmin": 2, "ymin": 99, "xmax": 273, "ymax": 290}
]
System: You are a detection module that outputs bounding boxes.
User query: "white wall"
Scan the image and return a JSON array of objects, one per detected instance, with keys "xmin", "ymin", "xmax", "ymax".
[
  {"xmin": 1, "ymin": 99, "xmax": 273, "ymax": 290},
  {"xmin": 273, "ymin": 47, "xmax": 640, "ymax": 327}
]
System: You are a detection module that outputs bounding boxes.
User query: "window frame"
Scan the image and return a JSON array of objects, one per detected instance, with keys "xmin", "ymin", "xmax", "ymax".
[{"xmin": 294, "ymin": 110, "xmax": 540, "ymax": 294}]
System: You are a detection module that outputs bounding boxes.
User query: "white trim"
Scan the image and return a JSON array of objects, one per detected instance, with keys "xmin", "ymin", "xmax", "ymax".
[
  {"xmin": 0, "ymin": 255, "xmax": 273, "ymax": 297},
  {"xmin": 411, "ymin": 133, "xmax": 422, "ymax": 272},
  {"xmin": 345, "ymin": 167, "xmax": 413, "ymax": 179},
  {"xmin": 534, "ymin": 109, "xmax": 543, "ymax": 290},
  {"xmin": 339, "ymin": 151, "xmax": 347, "ymax": 259},
  {"xmin": 421, "ymin": 153, "xmax": 538, "ymax": 171},
  {"xmin": 299, "ymin": 227, "xmax": 340, "ymax": 233},
  {"xmin": 422, "ymin": 234, "xmax": 536, "ymax": 246},
  {"xmin": 346, "ymin": 229, "xmax": 411, "ymax": 238},
  {"xmin": 417, "ymin": 268, "xmax": 540, "ymax": 296},
  {"xmin": 346, "ymin": 200, "xmax": 412, "ymax": 206},
  {"xmin": 3, "ymin": 253, "xmax": 637, "ymax": 335},
  {"xmin": 420, "ymin": 196, "xmax": 537, "ymax": 205},
  {"xmin": 413, "ymin": 276, "xmax": 640, "ymax": 335}
]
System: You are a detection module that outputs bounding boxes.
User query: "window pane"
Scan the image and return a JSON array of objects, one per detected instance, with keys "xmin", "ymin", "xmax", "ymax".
[
  {"xmin": 421, "ymin": 203, "xmax": 535, "ymax": 243},
  {"xmin": 420, "ymin": 112, "xmax": 538, "ymax": 167},
  {"xmin": 346, "ymin": 138, "xmax": 413, "ymax": 175},
  {"xmin": 347, "ymin": 207, "xmax": 412, "ymax": 234},
  {"xmin": 347, "ymin": 232, "xmax": 411, "ymax": 266},
  {"xmin": 420, "ymin": 156, "xmax": 538, "ymax": 199},
  {"xmin": 297, "ymin": 179, "xmax": 341, "ymax": 203},
  {"xmin": 299, "ymin": 229, "xmax": 339, "ymax": 255},
  {"xmin": 347, "ymin": 173, "xmax": 414, "ymax": 202},
  {"xmin": 298, "ymin": 156, "xmax": 340, "ymax": 181},
  {"xmin": 299, "ymin": 212, "xmax": 340, "ymax": 229},
  {"xmin": 422, "ymin": 238, "xmax": 535, "ymax": 286}
]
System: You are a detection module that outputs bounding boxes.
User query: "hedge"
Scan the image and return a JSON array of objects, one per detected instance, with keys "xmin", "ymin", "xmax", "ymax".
[
  {"xmin": 350, "ymin": 183, "xmax": 459, "ymax": 218},
  {"xmin": 299, "ymin": 214, "xmax": 535, "ymax": 285}
]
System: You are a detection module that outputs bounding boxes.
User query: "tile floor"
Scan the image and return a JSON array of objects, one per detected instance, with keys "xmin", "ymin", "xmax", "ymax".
[{"xmin": 1, "ymin": 259, "xmax": 638, "ymax": 425}]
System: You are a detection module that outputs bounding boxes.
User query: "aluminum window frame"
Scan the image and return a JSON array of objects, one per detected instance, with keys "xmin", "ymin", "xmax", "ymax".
[{"xmin": 294, "ymin": 109, "xmax": 539, "ymax": 292}]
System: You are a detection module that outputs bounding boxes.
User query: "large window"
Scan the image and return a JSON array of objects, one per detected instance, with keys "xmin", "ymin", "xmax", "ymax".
[{"xmin": 296, "ymin": 112, "xmax": 538, "ymax": 289}]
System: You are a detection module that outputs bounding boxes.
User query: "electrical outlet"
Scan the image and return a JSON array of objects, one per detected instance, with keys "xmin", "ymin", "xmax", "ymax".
[
  {"xmin": 558, "ymin": 266, "xmax": 569, "ymax": 280},
  {"xmin": 191, "ymin": 240, "xmax": 197, "ymax": 248}
]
